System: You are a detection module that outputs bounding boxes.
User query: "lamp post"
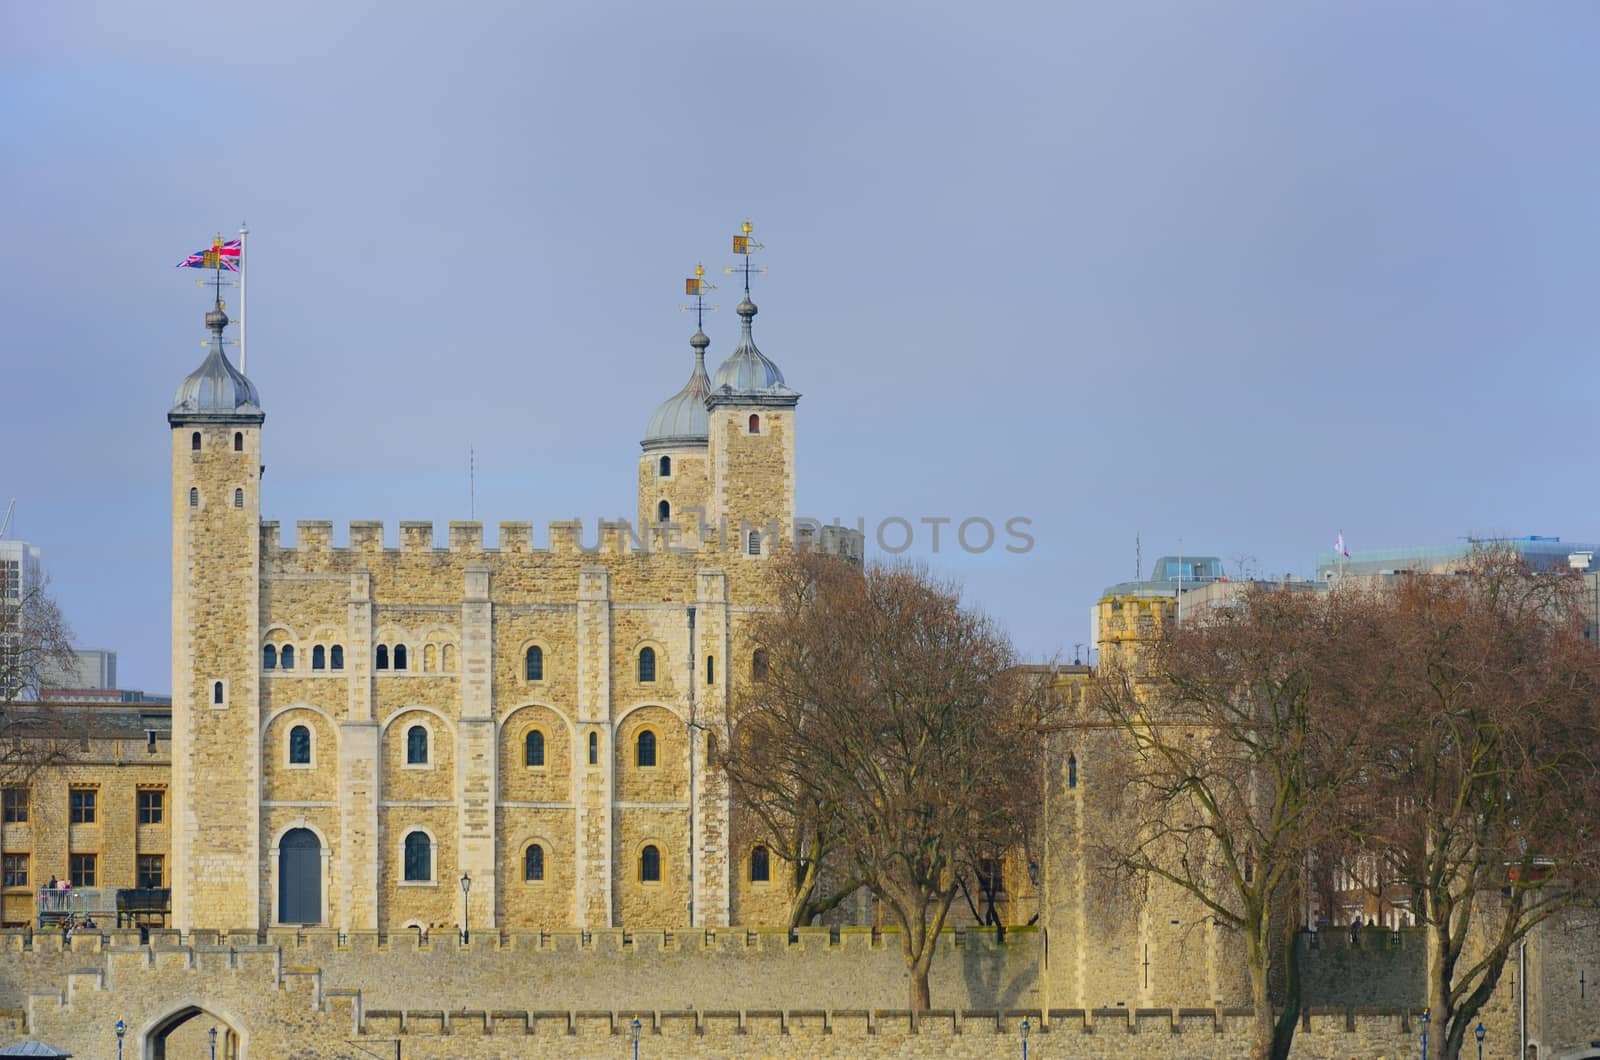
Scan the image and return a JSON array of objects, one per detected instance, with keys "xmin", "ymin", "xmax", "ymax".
[
  {"xmin": 631, "ymin": 1014, "xmax": 642, "ymax": 1060},
  {"xmin": 1475, "ymin": 1021, "xmax": 1486, "ymax": 1060},
  {"xmin": 1020, "ymin": 1016, "xmax": 1031, "ymax": 1060},
  {"xmin": 209, "ymin": 1025, "xmax": 218, "ymax": 1060},
  {"xmin": 1420, "ymin": 1008, "xmax": 1429, "ymax": 1060},
  {"xmin": 460, "ymin": 872, "xmax": 472, "ymax": 944},
  {"xmin": 115, "ymin": 1018, "xmax": 126, "ymax": 1060}
]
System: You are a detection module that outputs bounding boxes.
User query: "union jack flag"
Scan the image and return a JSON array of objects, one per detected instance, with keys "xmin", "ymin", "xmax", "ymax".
[{"xmin": 176, "ymin": 237, "xmax": 241, "ymax": 272}]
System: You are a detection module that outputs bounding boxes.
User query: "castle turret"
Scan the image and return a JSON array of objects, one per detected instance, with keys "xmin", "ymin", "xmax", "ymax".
[
  {"xmin": 639, "ymin": 328, "xmax": 713, "ymax": 545},
  {"xmin": 168, "ymin": 297, "xmax": 264, "ymax": 930}
]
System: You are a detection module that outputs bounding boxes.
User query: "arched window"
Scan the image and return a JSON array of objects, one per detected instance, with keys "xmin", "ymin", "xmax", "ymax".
[
  {"xmin": 280, "ymin": 645, "xmax": 295, "ymax": 670},
  {"xmin": 658, "ymin": 500, "xmax": 670, "ymax": 523},
  {"xmin": 312, "ymin": 645, "xmax": 326, "ymax": 670},
  {"xmin": 393, "ymin": 644, "xmax": 408, "ymax": 671},
  {"xmin": 233, "ymin": 488, "xmax": 244, "ymax": 508},
  {"xmin": 706, "ymin": 731, "xmax": 718, "ymax": 765},
  {"xmin": 658, "ymin": 455, "xmax": 671, "ymax": 477},
  {"xmin": 525, "ymin": 730, "xmax": 545, "ymax": 767},
  {"xmin": 748, "ymin": 414, "xmax": 761, "ymax": 434},
  {"xmin": 403, "ymin": 831, "xmax": 432, "ymax": 882},
  {"xmin": 330, "ymin": 645, "xmax": 344, "ymax": 670},
  {"xmin": 289, "ymin": 725, "xmax": 311, "ymax": 765},
  {"xmin": 525, "ymin": 645, "xmax": 543, "ymax": 681},
  {"xmin": 640, "ymin": 844, "xmax": 661, "ymax": 883},
  {"xmin": 750, "ymin": 845, "xmax": 771, "ymax": 883},
  {"xmin": 191, "ymin": 432, "xmax": 202, "ymax": 451},
  {"xmin": 525, "ymin": 843, "xmax": 545, "ymax": 882},
  {"xmin": 636, "ymin": 730, "xmax": 657, "ymax": 768},
  {"xmin": 1067, "ymin": 754, "xmax": 1078, "ymax": 790},
  {"xmin": 376, "ymin": 645, "xmax": 389, "ymax": 670},
  {"xmin": 442, "ymin": 644, "xmax": 457, "ymax": 672},
  {"xmin": 189, "ymin": 487, "xmax": 199, "ymax": 509},
  {"xmin": 752, "ymin": 649, "xmax": 769, "ymax": 681},
  {"xmin": 263, "ymin": 644, "xmax": 277, "ymax": 671},
  {"xmin": 406, "ymin": 725, "xmax": 428, "ymax": 765},
  {"xmin": 747, "ymin": 530, "xmax": 761, "ymax": 556},
  {"xmin": 588, "ymin": 731, "xmax": 598, "ymax": 766},
  {"xmin": 233, "ymin": 431, "xmax": 243, "ymax": 452},
  {"xmin": 422, "ymin": 644, "xmax": 437, "ymax": 672},
  {"xmin": 637, "ymin": 647, "xmax": 656, "ymax": 683},
  {"xmin": 706, "ymin": 655, "xmax": 715, "ymax": 685},
  {"xmin": 212, "ymin": 681, "xmax": 224, "ymax": 705}
]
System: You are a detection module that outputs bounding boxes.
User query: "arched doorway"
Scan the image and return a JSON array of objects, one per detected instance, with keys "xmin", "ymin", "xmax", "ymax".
[
  {"xmin": 278, "ymin": 827, "xmax": 321, "ymax": 924},
  {"xmin": 144, "ymin": 1005, "xmax": 240, "ymax": 1060}
]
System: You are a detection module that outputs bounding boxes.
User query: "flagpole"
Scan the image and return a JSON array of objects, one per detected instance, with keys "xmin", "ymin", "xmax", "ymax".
[{"xmin": 238, "ymin": 222, "xmax": 249, "ymax": 373}]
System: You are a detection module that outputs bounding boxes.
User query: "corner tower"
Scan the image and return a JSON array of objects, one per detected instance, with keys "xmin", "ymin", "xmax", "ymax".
[
  {"xmin": 168, "ymin": 297, "xmax": 264, "ymax": 930},
  {"xmin": 639, "ymin": 327, "xmax": 713, "ymax": 544}
]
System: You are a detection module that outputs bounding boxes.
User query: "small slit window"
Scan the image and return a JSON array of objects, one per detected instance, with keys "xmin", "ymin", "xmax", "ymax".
[
  {"xmin": 263, "ymin": 644, "xmax": 277, "ymax": 670},
  {"xmin": 393, "ymin": 644, "xmax": 408, "ymax": 671},
  {"xmin": 289, "ymin": 724, "xmax": 311, "ymax": 765},
  {"xmin": 233, "ymin": 488, "xmax": 244, "ymax": 508},
  {"xmin": 525, "ymin": 844, "xmax": 545, "ymax": 882},
  {"xmin": 376, "ymin": 645, "xmax": 389, "ymax": 670},
  {"xmin": 189, "ymin": 487, "xmax": 199, "ymax": 509},
  {"xmin": 752, "ymin": 649, "xmax": 769, "ymax": 681},
  {"xmin": 525, "ymin": 645, "xmax": 543, "ymax": 681},
  {"xmin": 588, "ymin": 732, "xmax": 598, "ymax": 766},
  {"xmin": 191, "ymin": 432, "xmax": 202, "ymax": 451},
  {"xmin": 312, "ymin": 645, "xmax": 326, "ymax": 670},
  {"xmin": 636, "ymin": 730, "xmax": 657, "ymax": 768},
  {"xmin": 748, "ymin": 414, "xmax": 761, "ymax": 433},
  {"xmin": 1068, "ymin": 754, "xmax": 1078, "ymax": 789},
  {"xmin": 637, "ymin": 647, "xmax": 656, "ymax": 683},
  {"xmin": 233, "ymin": 431, "xmax": 243, "ymax": 451},
  {"xmin": 658, "ymin": 455, "xmax": 671, "ymax": 477},
  {"xmin": 525, "ymin": 730, "xmax": 545, "ymax": 767},
  {"xmin": 403, "ymin": 831, "xmax": 432, "ymax": 882},
  {"xmin": 280, "ymin": 644, "xmax": 295, "ymax": 670},
  {"xmin": 658, "ymin": 500, "xmax": 670, "ymax": 523},
  {"xmin": 706, "ymin": 655, "xmax": 715, "ymax": 685},
  {"xmin": 212, "ymin": 681, "xmax": 224, "ymax": 705},
  {"xmin": 747, "ymin": 531, "xmax": 761, "ymax": 556},
  {"xmin": 406, "ymin": 725, "xmax": 428, "ymax": 765},
  {"xmin": 330, "ymin": 645, "xmax": 344, "ymax": 670},
  {"xmin": 640, "ymin": 844, "xmax": 661, "ymax": 883},
  {"xmin": 750, "ymin": 845, "xmax": 770, "ymax": 883}
]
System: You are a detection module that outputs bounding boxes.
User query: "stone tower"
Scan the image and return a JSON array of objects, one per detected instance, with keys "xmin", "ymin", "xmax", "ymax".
[
  {"xmin": 168, "ymin": 297, "xmax": 265, "ymax": 930},
  {"xmin": 705, "ymin": 293, "xmax": 799, "ymax": 556},
  {"xmin": 638, "ymin": 328, "xmax": 714, "ymax": 546}
]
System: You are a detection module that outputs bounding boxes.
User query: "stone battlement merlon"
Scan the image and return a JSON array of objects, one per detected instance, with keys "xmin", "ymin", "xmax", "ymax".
[{"xmin": 260, "ymin": 519, "xmax": 791, "ymax": 559}]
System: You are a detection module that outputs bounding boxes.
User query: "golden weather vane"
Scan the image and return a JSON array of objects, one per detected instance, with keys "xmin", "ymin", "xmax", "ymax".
[
  {"xmin": 679, "ymin": 262, "xmax": 719, "ymax": 331},
  {"xmin": 724, "ymin": 218, "xmax": 767, "ymax": 295}
]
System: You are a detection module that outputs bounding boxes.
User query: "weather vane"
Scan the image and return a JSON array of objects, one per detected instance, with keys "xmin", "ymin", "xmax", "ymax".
[
  {"xmin": 679, "ymin": 262, "xmax": 719, "ymax": 330},
  {"xmin": 724, "ymin": 218, "xmax": 767, "ymax": 295}
]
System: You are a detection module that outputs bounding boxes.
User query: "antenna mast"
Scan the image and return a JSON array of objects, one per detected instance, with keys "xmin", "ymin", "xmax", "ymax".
[{"xmin": 0, "ymin": 499, "xmax": 14, "ymax": 540}]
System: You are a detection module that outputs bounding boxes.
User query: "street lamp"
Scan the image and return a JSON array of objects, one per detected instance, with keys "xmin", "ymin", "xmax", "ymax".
[
  {"xmin": 631, "ymin": 1014, "xmax": 642, "ymax": 1060},
  {"xmin": 1475, "ymin": 1021, "xmax": 1486, "ymax": 1060},
  {"xmin": 460, "ymin": 872, "xmax": 472, "ymax": 944},
  {"xmin": 209, "ymin": 1026, "xmax": 218, "ymax": 1060},
  {"xmin": 115, "ymin": 1018, "xmax": 126, "ymax": 1060},
  {"xmin": 1420, "ymin": 1008, "xmax": 1430, "ymax": 1060},
  {"xmin": 1020, "ymin": 1016, "xmax": 1031, "ymax": 1060}
]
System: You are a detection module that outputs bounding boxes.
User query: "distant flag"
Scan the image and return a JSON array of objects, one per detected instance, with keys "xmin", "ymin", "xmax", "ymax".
[
  {"xmin": 1335, "ymin": 532, "xmax": 1350, "ymax": 558},
  {"xmin": 176, "ymin": 237, "xmax": 241, "ymax": 272}
]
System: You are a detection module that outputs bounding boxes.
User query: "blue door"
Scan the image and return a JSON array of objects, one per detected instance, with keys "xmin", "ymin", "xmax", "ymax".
[{"xmin": 278, "ymin": 828, "xmax": 321, "ymax": 924}]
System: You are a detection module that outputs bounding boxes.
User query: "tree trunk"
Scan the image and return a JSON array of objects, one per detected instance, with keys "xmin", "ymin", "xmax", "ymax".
[
  {"xmin": 1269, "ymin": 925, "xmax": 1302, "ymax": 1060},
  {"xmin": 909, "ymin": 949, "xmax": 934, "ymax": 1011}
]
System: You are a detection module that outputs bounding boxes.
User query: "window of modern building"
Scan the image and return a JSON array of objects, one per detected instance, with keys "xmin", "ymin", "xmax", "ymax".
[
  {"xmin": 137, "ymin": 789, "xmax": 164, "ymax": 825},
  {"xmin": 137, "ymin": 854, "xmax": 164, "ymax": 889},
  {"xmin": 376, "ymin": 645, "xmax": 389, "ymax": 670},
  {"xmin": 234, "ymin": 488, "xmax": 244, "ymax": 508},
  {"xmin": 233, "ymin": 431, "xmax": 243, "ymax": 452},
  {"xmin": 406, "ymin": 725, "xmax": 428, "ymax": 765},
  {"xmin": 189, "ymin": 487, "xmax": 199, "ymax": 509},
  {"xmin": 525, "ymin": 730, "xmax": 545, "ymax": 767},
  {"xmin": 524, "ymin": 844, "xmax": 545, "ymax": 882},
  {"xmin": 748, "ymin": 414, "xmax": 760, "ymax": 433},
  {"xmin": 394, "ymin": 644, "xmax": 408, "ymax": 671},
  {"xmin": 2, "ymin": 853, "xmax": 26, "ymax": 889},
  {"xmin": 637, "ymin": 647, "xmax": 656, "ymax": 683},
  {"xmin": 280, "ymin": 645, "xmax": 295, "ymax": 670},
  {"xmin": 289, "ymin": 725, "xmax": 312, "ymax": 765},
  {"xmin": 69, "ymin": 788, "xmax": 96, "ymax": 824},
  {"xmin": 191, "ymin": 432, "xmax": 202, "ymax": 451},
  {"xmin": 2, "ymin": 787, "xmax": 29, "ymax": 824},
  {"xmin": 752, "ymin": 649, "xmax": 769, "ymax": 681},
  {"xmin": 263, "ymin": 644, "xmax": 277, "ymax": 670},
  {"xmin": 330, "ymin": 645, "xmax": 344, "ymax": 670},
  {"xmin": 658, "ymin": 500, "xmax": 670, "ymax": 523},
  {"xmin": 588, "ymin": 731, "xmax": 598, "ymax": 766},
  {"xmin": 640, "ymin": 844, "xmax": 661, "ymax": 883},
  {"xmin": 750, "ymin": 845, "xmax": 770, "ymax": 883},
  {"xmin": 747, "ymin": 531, "xmax": 761, "ymax": 556},
  {"xmin": 403, "ymin": 831, "xmax": 431, "ymax": 882},
  {"xmin": 69, "ymin": 853, "xmax": 96, "ymax": 888},
  {"xmin": 525, "ymin": 645, "xmax": 543, "ymax": 682},
  {"xmin": 636, "ymin": 730, "xmax": 657, "ymax": 768},
  {"xmin": 658, "ymin": 455, "xmax": 671, "ymax": 477},
  {"xmin": 1067, "ymin": 754, "xmax": 1078, "ymax": 789},
  {"xmin": 706, "ymin": 655, "xmax": 714, "ymax": 685}
]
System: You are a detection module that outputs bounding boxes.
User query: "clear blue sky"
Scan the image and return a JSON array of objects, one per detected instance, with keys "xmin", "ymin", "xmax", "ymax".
[{"xmin": 3, "ymin": 3, "xmax": 1597, "ymax": 693}]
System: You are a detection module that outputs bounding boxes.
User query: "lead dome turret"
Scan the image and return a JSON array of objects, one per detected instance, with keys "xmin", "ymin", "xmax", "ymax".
[
  {"xmin": 642, "ymin": 329, "xmax": 713, "ymax": 449},
  {"xmin": 170, "ymin": 299, "xmax": 262, "ymax": 420}
]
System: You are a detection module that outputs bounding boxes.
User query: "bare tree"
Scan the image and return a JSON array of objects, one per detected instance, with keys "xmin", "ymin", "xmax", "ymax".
[
  {"xmin": 1, "ymin": 569, "xmax": 80, "ymax": 783},
  {"xmin": 723, "ymin": 555, "xmax": 1051, "ymax": 1009}
]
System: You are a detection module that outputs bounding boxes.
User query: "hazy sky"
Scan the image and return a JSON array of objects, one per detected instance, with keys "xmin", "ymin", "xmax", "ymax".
[{"xmin": 3, "ymin": 3, "xmax": 1598, "ymax": 693}]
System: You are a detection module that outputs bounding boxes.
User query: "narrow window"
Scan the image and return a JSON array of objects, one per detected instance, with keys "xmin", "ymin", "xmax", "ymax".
[
  {"xmin": 640, "ymin": 844, "xmax": 661, "ymax": 883},
  {"xmin": 312, "ymin": 645, "xmax": 326, "ymax": 670},
  {"xmin": 525, "ymin": 730, "xmax": 545, "ymax": 767},
  {"xmin": 233, "ymin": 488, "xmax": 244, "ymax": 508},
  {"xmin": 69, "ymin": 788, "xmax": 96, "ymax": 824},
  {"xmin": 636, "ymin": 730, "xmax": 657, "ymax": 768},
  {"xmin": 138, "ymin": 854, "xmax": 165, "ymax": 889},
  {"xmin": 658, "ymin": 499, "xmax": 670, "ymax": 523},
  {"xmin": 137, "ymin": 789, "xmax": 164, "ymax": 824},
  {"xmin": 70, "ymin": 853, "xmax": 97, "ymax": 888},
  {"xmin": 394, "ymin": 644, "xmax": 408, "ymax": 671},
  {"xmin": 706, "ymin": 655, "xmax": 715, "ymax": 685},
  {"xmin": 658, "ymin": 455, "xmax": 671, "ymax": 477},
  {"xmin": 638, "ymin": 647, "xmax": 656, "ymax": 683},
  {"xmin": 1067, "ymin": 754, "xmax": 1078, "ymax": 790},
  {"xmin": 280, "ymin": 644, "xmax": 295, "ymax": 670},
  {"xmin": 442, "ymin": 644, "xmax": 457, "ymax": 672},
  {"xmin": 376, "ymin": 645, "xmax": 389, "ymax": 670},
  {"xmin": 748, "ymin": 414, "xmax": 760, "ymax": 434},
  {"xmin": 263, "ymin": 644, "xmax": 277, "ymax": 670},
  {"xmin": 146, "ymin": 729, "xmax": 157, "ymax": 753},
  {"xmin": 588, "ymin": 731, "xmax": 598, "ymax": 766},
  {"xmin": 706, "ymin": 732, "xmax": 717, "ymax": 766},
  {"xmin": 747, "ymin": 530, "xmax": 761, "ymax": 556},
  {"xmin": 289, "ymin": 724, "xmax": 311, "ymax": 765},
  {"xmin": 189, "ymin": 487, "xmax": 199, "ymax": 509},
  {"xmin": 403, "ymin": 832, "xmax": 432, "ymax": 882},
  {"xmin": 752, "ymin": 649, "xmax": 769, "ymax": 681},
  {"xmin": 406, "ymin": 725, "xmax": 428, "ymax": 765},
  {"xmin": 750, "ymin": 845, "xmax": 771, "ymax": 883},
  {"xmin": 2, "ymin": 853, "xmax": 27, "ymax": 889},
  {"xmin": 212, "ymin": 681, "xmax": 224, "ymax": 705},
  {"xmin": 525, "ymin": 645, "xmax": 543, "ymax": 681},
  {"xmin": 233, "ymin": 431, "xmax": 243, "ymax": 452},
  {"xmin": 191, "ymin": 432, "xmax": 202, "ymax": 451},
  {"xmin": 330, "ymin": 645, "xmax": 344, "ymax": 670},
  {"xmin": 525, "ymin": 844, "xmax": 545, "ymax": 882},
  {"xmin": 423, "ymin": 643, "xmax": 437, "ymax": 672}
]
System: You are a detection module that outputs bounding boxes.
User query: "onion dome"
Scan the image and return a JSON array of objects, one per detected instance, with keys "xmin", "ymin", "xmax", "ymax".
[
  {"xmin": 170, "ymin": 299, "xmax": 262, "ymax": 420},
  {"xmin": 710, "ymin": 296, "xmax": 790, "ymax": 393},
  {"xmin": 642, "ymin": 329, "xmax": 713, "ymax": 449}
]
